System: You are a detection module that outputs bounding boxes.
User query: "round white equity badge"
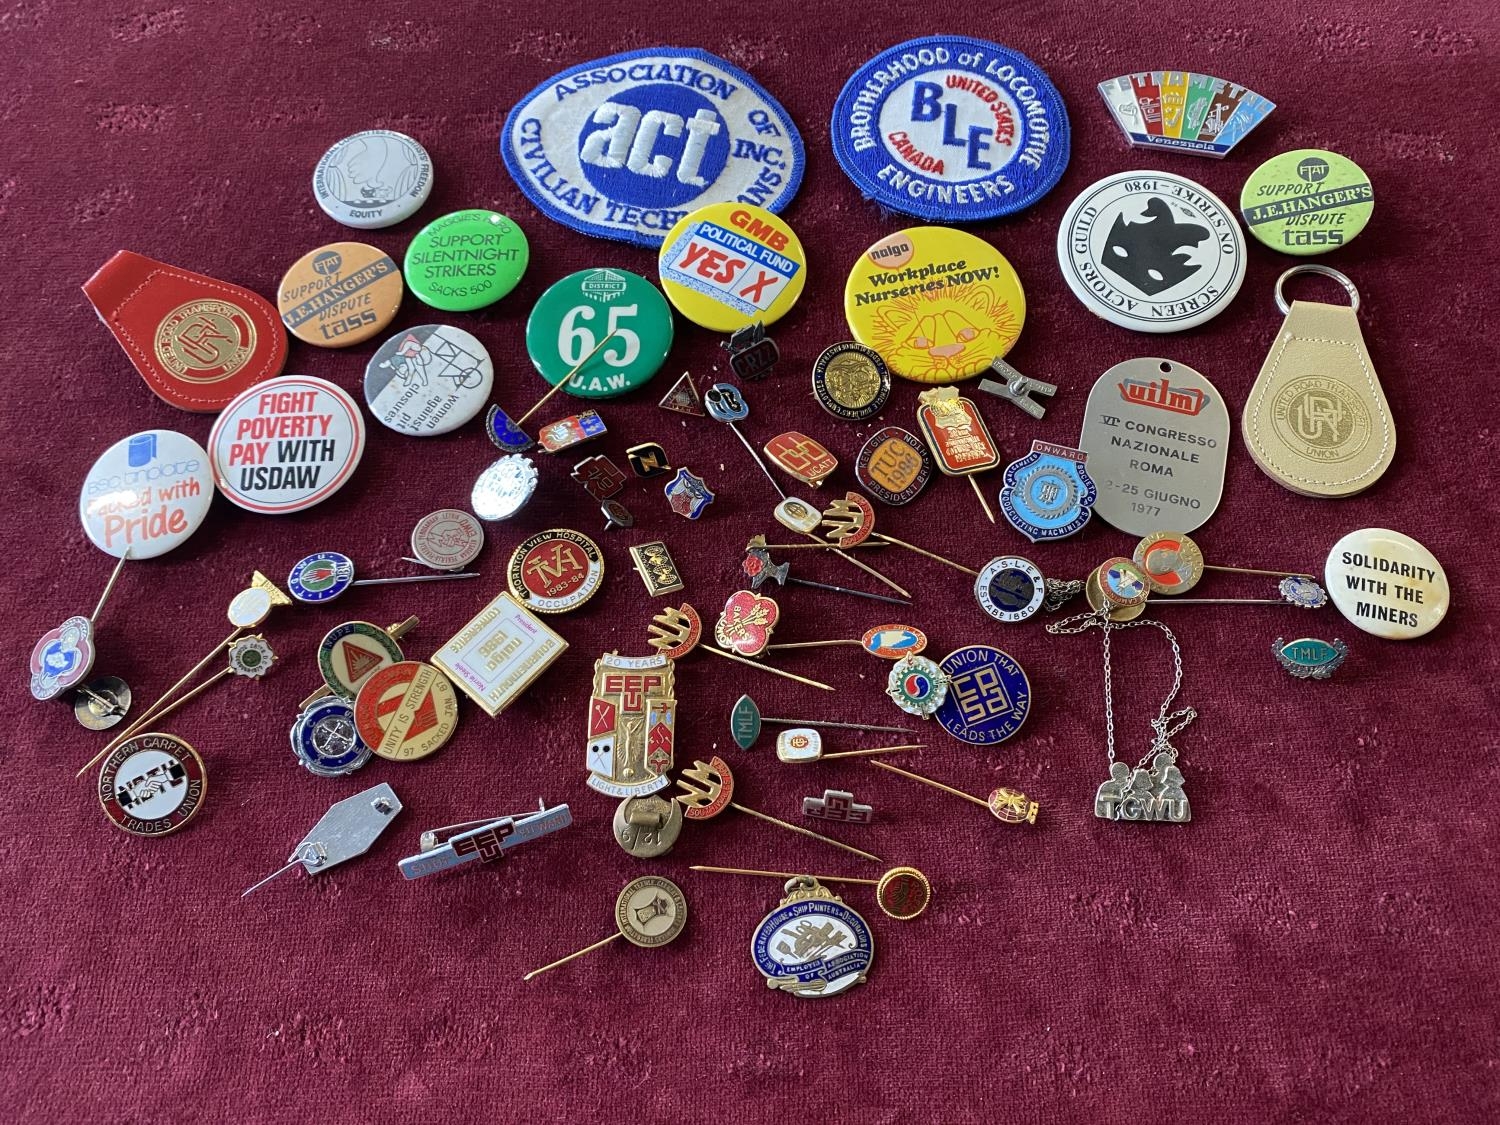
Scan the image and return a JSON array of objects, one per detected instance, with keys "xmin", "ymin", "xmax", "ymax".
[
  {"xmin": 830, "ymin": 36, "xmax": 1070, "ymax": 223},
  {"xmin": 312, "ymin": 130, "xmax": 433, "ymax": 229},
  {"xmin": 1325, "ymin": 528, "xmax": 1449, "ymax": 640},
  {"xmin": 363, "ymin": 325, "xmax": 493, "ymax": 436},
  {"xmin": 79, "ymin": 430, "xmax": 213, "ymax": 559},
  {"xmin": 500, "ymin": 47, "xmax": 804, "ymax": 248},
  {"xmin": 208, "ymin": 376, "xmax": 365, "ymax": 514},
  {"xmin": 1058, "ymin": 170, "xmax": 1246, "ymax": 333}
]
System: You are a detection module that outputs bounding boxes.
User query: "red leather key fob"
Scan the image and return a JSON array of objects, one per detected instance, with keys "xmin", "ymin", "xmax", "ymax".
[{"xmin": 83, "ymin": 250, "xmax": 288, "ymax": 412}]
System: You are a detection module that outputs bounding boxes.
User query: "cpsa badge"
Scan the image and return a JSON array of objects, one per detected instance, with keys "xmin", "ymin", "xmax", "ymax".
[
  {"xmin": 587, "ymin": 652, "xmax": 676, "ymax": 798},
  {"xmin": 501, "ymin": 48, "xmax": 805, "ymax": 248}
]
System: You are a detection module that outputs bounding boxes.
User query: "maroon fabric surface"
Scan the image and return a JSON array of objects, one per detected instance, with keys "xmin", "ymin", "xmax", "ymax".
[{"xmin": 4, "ymin": 3, "xmax": 1497, "ymax": 1121}]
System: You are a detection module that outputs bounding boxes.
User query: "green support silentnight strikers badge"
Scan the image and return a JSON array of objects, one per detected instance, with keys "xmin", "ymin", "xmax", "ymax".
[
  {"xmin": 1240, "ymin": 150, "xmax": 1374, "ymax": 256},
  {"xmin": 525, "ymin": 268, "xmax": 674, "ymax": 398},
  {"xmin": 404, "ymin": 209, "xmax": 530, "ymax": 311}
]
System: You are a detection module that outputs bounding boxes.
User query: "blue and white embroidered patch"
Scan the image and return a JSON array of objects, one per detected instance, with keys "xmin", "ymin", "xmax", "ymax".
[
  {"xmin": 830, "ymin": 36, "xmax": 1070, "ymax": 223},
  {"xmin": 501, "ymin": 48, "xmax": 805, "ymax": 248}
]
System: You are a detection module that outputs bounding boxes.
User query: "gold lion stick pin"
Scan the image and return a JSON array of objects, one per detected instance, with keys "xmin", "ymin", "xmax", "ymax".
[
  {"xmin": 868, "ymin": 760, "xmax": 1039, "ymax": 825},
  {"xmin": 75, "ymin": 573, "xmax": 290, "ymax": 779},
  {"xmin": 646, "ymin": 603, "xmax": 834, "ymax": 692},
  {"xmin": 523, "ymin": 875, "xmax": 688, "ymax": 982},
  {"xmin": 675, "ymin": 756, "xmax": 883, "ymax": 864},
  {"xmin": 691, "ymin": 864, "xmax": 932, "ymax": 921},
  {"xmin": 773, "ymin": 498, "xmax": 910, "ymax": 599},
  {"xmin": 916, "ymin": 387, "xmax": 1001, "ymax": 523},
  {"xmin": 817, "ymin": 492, "xmax": 979, "ymax": 576},
  {"xmin": 486, "ymin": 331, "xmax": 620, "ymax": 452}
]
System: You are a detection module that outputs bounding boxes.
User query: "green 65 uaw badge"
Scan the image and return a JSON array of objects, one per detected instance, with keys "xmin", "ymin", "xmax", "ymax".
[{"xmin": 525, "ymin": 269, "xmax": 674, "ymax": 399}]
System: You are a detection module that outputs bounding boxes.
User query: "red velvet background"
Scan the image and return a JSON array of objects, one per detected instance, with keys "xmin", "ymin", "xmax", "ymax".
[{"xmin": 4, "ymin": 2, "xmax": 1497, "ymax": 1121}]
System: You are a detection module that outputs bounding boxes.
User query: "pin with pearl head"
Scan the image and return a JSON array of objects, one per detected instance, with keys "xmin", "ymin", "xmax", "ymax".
[{"xmin": 75, "ymin": 573, "xmax": 291, "ymax": 780}]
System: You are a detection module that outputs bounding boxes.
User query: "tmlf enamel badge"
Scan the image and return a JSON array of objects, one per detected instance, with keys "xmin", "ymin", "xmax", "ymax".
[{"xmin": 501, "ymin": 48, "xmax": 805, "ymax": 247}]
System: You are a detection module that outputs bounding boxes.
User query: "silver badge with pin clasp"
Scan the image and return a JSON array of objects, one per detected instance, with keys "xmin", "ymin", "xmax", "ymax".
[{"xmin": 242, "ymin": 784, "xmax": 402, "ymax": 896}]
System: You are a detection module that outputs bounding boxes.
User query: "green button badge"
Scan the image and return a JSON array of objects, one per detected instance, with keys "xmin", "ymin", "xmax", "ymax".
[
  {"xmin": 404, "ymin": 209, "xmax": 529, "ymax": 311},
  {"xmin": 1240, "ymin": 150, "xmax": 1373, "ymax": 256},
  {"xmin": 525, "ymin": 268, "xmax": 674, "ymax": 398}
]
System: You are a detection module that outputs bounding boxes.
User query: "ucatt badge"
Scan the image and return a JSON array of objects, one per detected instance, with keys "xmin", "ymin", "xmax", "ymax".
[{"xmin": 586, "ymin": 653, "xmax": 676, "ymax": 798}]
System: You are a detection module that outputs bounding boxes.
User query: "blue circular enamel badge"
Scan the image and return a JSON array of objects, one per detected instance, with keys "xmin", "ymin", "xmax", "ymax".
[
  {"xmin": 291, "ymin": 696, "xmax": 372, "ymax": 777},
  {"xmin": 501, "ymin": 48, "xmax": 804, "ymax": 247},
  {"xmin": 934, "ymin": 645, "xmax": 1031, "ymax": 746},
  {"xmin": 830, "ymin": 36, "xmax": 1069, "ymax": 222},
  {"xmin": 288, "ymin": 551, "xmax": 355, "ymax": 604}
]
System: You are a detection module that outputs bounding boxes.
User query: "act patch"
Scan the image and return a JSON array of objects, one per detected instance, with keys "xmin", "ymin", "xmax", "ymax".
[
  {"xmin": 830, "ymin": 36, "xmax": 1069, "ymax": 222},
  {"xmin": 501, "ymin": 47, "xmax": 804, "ymax": 248}
]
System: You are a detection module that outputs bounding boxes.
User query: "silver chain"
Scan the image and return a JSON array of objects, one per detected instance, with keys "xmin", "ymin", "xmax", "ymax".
[{"xmin": 1046, "ymin": 607, "xmax": 1197, "ymax": 769}]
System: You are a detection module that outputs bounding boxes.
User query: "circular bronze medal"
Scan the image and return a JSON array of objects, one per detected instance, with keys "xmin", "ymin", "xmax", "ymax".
[{"xmin": 615, "ymin": 876, "xmax": 688, "ymax": 947}]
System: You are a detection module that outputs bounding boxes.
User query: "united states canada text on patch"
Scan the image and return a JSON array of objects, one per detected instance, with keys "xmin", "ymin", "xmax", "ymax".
[
  {"xmin": 830, "ymin": 36, "xmax": 1069, "ymax": 222},
  {"xmin": 501, "ymin": 48, "xmax": 804, "ymax": 247}
]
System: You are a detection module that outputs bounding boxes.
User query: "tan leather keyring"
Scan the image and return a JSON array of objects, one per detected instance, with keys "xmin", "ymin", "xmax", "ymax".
[{"xmin": 1241, "ymin": 265, "xmax": 1394, "ymax": 498}]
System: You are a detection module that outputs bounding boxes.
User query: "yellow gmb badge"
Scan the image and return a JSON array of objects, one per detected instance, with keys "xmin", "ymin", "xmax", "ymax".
[
  {"xmin": 844, "ymin": 227, "xmax": 1025, "ymax": 385},
  {"xmin": 658, "ymin": 203, "xmax": 807, "ymax": 334}
]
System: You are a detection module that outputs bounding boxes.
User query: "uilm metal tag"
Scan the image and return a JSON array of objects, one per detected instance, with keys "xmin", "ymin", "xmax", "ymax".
[{"xmin": 1078, "ymin": 357, "xmax": 1230, "ymax": 535}]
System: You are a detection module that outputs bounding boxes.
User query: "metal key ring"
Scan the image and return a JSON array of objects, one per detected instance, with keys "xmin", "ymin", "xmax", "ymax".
[{"xmin": 1274, "ymin": 264, "xmax": 1360, "ymax": 315}]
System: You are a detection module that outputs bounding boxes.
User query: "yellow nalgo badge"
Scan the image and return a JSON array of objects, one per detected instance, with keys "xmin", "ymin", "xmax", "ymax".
[
  {"xmin": 845, "ymin": 227, "xmax": 1025, "ymax": 385},
  {"xmin": 657, "ymin": 203, "xmax": 806, "ymax": 333}
]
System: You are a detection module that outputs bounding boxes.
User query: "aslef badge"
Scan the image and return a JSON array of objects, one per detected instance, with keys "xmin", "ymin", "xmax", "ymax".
[{"xmin": 586, "ymin": 652, "xmax": 676, "ymax": 798}]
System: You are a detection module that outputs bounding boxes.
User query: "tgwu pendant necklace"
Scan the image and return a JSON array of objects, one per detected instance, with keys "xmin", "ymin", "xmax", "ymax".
[{"xmin": 1047, "ymin": 607, "xmax": 1196, "ymax": 823}]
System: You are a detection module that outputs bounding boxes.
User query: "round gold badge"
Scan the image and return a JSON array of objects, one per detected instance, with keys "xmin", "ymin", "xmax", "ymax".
[
  {"xmin": 154, "ymin": 300, "xmax": 256, "ymax": 382},
  {"xmin": 1271, "ymin": 376, "xmax": 1370, "ymax": 464}
]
